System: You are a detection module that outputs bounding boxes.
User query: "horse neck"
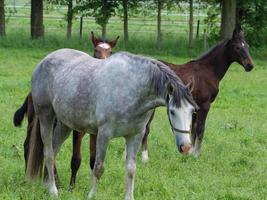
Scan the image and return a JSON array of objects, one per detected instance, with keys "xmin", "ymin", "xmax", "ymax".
[{"xmin": 200, "ymin": 42, "xmax": 234, "ymax": 81}]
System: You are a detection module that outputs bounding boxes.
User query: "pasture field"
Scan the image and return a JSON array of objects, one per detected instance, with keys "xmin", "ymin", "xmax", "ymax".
[{"xmin": 0, "ymin": 35, "xmax": 267, "ymax": 200}]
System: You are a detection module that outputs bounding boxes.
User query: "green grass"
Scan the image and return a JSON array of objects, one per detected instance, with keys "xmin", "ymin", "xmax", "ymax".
[{"xmin": 0, "ymin": 35, "xmax": 267, "ymax": 200}]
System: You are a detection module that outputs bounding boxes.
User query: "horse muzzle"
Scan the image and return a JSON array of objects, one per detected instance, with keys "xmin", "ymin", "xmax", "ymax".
[
  {"xmin": 175, "ymin": 134, "xmax": 192, "ymax": 155},
  {"xmin": 243, "ymin": 58, "xmax": 254, "ymax": 72}
]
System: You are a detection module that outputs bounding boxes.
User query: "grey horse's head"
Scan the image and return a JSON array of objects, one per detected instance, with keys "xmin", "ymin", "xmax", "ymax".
[
  {"xmin": 166, "ymin": 81, "xmax": 198, "ymax": 155},
  {"xmin": 149, "ymin": 59, "xmax": 198, "ymax": 155}
]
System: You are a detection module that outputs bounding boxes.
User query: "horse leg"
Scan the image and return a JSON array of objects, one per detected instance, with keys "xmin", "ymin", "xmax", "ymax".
[
  {"xmin": 88, "ymin": 127, "xmax": 111, "ymax": 200},
  {"xmin": 52, "ymin": 121, "xmax": 71, "ymax": 186},
  {"xmin": 141, "ymin": 110, "xmax": 155, "ymax": 163},
  {"xmin": 38, "ymin": 110, "xmax": 57, "ymax": 196},
  {"xmin": 89, "ymin": 134, "xmax": 97, "ymax": 170},
  {"xmin": 125, "ymin": 133, "xmax": 144, "ymax": 200},
  {"xmin": 192, "ymin": 103, "xmax": 210, "ymax": 157},
  {"xmin": 24, "ymin": 122, "xmax": 33, "ymax": 172},
  {"xmin": 69, "ymin": 131, "xmax": 84, "ymax": 190},
  {"xmin": 24, "ymin": 93, "xmax": 35, "ymax": 172},
  {"xmin": 189, "ymin": 113, "xmax": 197, "ymax": 155}
]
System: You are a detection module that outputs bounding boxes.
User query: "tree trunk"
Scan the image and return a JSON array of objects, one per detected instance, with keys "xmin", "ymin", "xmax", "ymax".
[
  {"xmin": 220, "ymin": 0, "xmax": 236, "ymax": 39},
  {"xmin": 66, "ymin": 0, "xmax": 73, "ymax": 39},
  {"xmin": 0, "ymin": 0, "xmax": 6, "ymax": 36},
  {"xmin": 123, "ymin": 0, "xmax": 128, "ymax": 44},
  {"xmin": 31, "ymin": 0, "xmax": 44, "ymax": 39},
  {"xmin": 157, "ymin": 0, "xmax": 163, "ymax": 49},
  {"xmin": 102, "ymin": 23, "xmax": 107, "ymax": 38},
  {"xmin": 189, "ymin": 0, "xmax": 193, "ymax": 48}
]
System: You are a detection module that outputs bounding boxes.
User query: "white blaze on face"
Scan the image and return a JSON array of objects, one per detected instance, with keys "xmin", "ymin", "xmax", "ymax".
[
  {"xmin": 168, "ymin": 98, "xmax": 194, "ymax": 148},
  {"xmin": 97, "ymin": 43, "xmax": 111, "ymax": 49}
]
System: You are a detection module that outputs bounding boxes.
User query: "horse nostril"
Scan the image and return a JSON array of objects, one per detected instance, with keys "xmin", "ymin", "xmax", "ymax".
[
  {"xmin": 179, "ymin": 144, "xmax": 191, "ymax": 155},
  {"xmin": 245, "ymin": 64, "xmax": 253, "ymax": 72}
]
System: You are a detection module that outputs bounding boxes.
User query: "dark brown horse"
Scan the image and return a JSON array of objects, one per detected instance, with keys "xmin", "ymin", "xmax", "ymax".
[
  {"xmin": 13, "ymin": 31, "xmax": 119, "ymax": 188},
  {"xmin": 140, "ymin": 27, "xmax": 254, "ymax": 160}
]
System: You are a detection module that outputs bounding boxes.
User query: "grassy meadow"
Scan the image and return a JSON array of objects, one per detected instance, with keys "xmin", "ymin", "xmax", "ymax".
[
  {"xmin": 0, "ymin": 37, "xmax": 267, "ymax": 200},
  {"xmin": 0, "ymin": 15, "xmax": 267, "ymax": 200}
]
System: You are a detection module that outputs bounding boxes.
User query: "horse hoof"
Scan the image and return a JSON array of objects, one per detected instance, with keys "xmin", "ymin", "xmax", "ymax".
[
  {"xmin": 141, "ymin": 150, "xmax": 149, "ymax": 163},
  {"xmin": 189, "ymin": 148, "xmax": 200, "ymax": 158},
  {"xmin": 87, "ymin": 192, "xmax": 94, "ymax": 200},
  {"xmin": 49, "ymin": 186, "xmax": 58, "ymax": 197}
]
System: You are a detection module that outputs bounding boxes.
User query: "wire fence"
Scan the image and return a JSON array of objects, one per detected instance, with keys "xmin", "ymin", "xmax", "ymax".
[{"xmin": 4, "ymin": 1, "xmax": 220, "ymax": 40}]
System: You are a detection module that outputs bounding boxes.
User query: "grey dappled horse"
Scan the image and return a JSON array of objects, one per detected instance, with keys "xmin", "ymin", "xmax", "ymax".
[{"xmin": 26, "ymin": 49, "xmax": 198, "ymax": 200}]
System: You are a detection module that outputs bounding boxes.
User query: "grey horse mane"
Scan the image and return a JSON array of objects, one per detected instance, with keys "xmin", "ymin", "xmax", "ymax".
[{"xmin": 114, "ymin": 52, "xmax": 197, "ymax": 108}]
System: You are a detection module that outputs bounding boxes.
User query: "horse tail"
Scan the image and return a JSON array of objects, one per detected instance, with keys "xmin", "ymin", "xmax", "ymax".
[
  {"xmin": 26, "ymin": 116, "xmax": 44, "ymax": 180},
  {"xmin": 13, "ymin": 95, "xmax": 28, "ymax": 127}
]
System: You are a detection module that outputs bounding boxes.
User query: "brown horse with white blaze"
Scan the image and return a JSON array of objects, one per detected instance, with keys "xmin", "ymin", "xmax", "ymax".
[{"xmin": 13, "ymin": 31, "xmax": 119, "ymax": 188}]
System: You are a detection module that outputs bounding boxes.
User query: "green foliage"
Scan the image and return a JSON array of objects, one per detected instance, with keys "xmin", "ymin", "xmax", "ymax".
[
  {"xmin": 238, "ymin": 0, "xmax": 267, "ymax": 47},
  {"xmin": 203, "ymin": 3, "xmax": 220, "ymax": 41},
  {"xmin": 76, "ymin": 0, "xmax": 119, "ymax": 28}
]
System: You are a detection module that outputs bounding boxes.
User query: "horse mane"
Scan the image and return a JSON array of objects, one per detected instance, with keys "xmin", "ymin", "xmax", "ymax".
[
  {"xmin": 115, "ymin": 52, "xmax": 197, "ymax": 108},
  {"xmin": 190, "ymin": 39, "xmax": 230, "ymax": 62}
]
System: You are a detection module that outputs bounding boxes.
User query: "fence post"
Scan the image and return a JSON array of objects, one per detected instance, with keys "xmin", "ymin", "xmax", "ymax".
[
  {"xmin": 203, "ymin": 28, "xmax": 207, "ymax": 50},
  {"xmin": 196, "ymin": 19, "xmax": 200, "ymax": 38},
  {"xmin": 79, "ymin": 16, "xmax": 83, "ymax": 38}
]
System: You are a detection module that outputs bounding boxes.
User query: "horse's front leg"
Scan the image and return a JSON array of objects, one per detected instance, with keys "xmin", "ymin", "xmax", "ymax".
[
  {"xmin": 141, "ymin": 110, "xmax": 155, "ymax": 163},
  {"xmin": 88, "ymin": 127, "xmax": 111, "ymax": 200},
  {"xmin": 189, "ymin": 113, "xmax": 197, "ymax": 154},
  {"xmin": 125, "ymin": 133, "xmax": 144, "ymax": 200},
  {"xmin": 191, "ymin": 103, "xmax": 210, "ymax": 157}
]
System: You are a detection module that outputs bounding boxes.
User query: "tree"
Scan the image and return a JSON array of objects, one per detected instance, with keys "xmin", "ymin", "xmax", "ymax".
[
  {"xmin": 0, "ymin": 0, "xmax": 5, "ymax": 36},
  {"xmin": 31, "ymin": 0, "xmax": 44, "ymax": 39},
  {"xmin": 156, "ymin": 0, "xmax": 163, "ymax": 49},
  {"xmin": 47, "ymin": 0, "xmax": 74, "ymax": 39},
  {"xmin": 188, "ymin": 0, "xmax": 193, "ymax": 48},
  {"xmin": 122, "ymin": 0, "xmax": 128, "ymax": 43},
  {"xmin": 66, "ymin": 0, "xmax": 73, "ymax": 39},
  {"xmin": 77, "ymin": 0, "xmax": 119, "ymax": 38},
  {"xmin": 237, "ymin": 0, "xmax": 267, "ymax": 46},
  {"xmin": 220, "ymin": 0, "xmax": 236, "ymax": 39},
  {"xmin": 154, "ymin": 0, "xmax": 181, "ymax": 49}
]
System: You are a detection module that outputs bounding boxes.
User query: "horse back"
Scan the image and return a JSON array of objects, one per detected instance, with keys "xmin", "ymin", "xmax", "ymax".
[{"xmin": 162, "ymin": 60, "xmax": 219, "ymax": 105}]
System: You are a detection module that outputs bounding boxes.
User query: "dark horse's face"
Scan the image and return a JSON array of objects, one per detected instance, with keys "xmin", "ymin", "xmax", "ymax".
[
  {"xmin": 91, "ymin": 32, "xmax": 119, "ymax": 59},
  {"xmin": 229, "ymin": 29, "xmax": 254, "ymax": 72}
]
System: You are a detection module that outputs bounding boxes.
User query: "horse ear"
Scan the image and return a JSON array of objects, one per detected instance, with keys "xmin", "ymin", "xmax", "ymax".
[
  {"xmin": 91, "ymin": 31, "xmax": 99, "ymax": 47},
  {"xmin": 167, "ymin": 82, "xmax": 174, "ymax": 95},
  {"xmin": 109, "ymin": 36, "xmax": 120, "ymax": 48},
  {"xmin": 232, "ymin": 24, "xmax": 243, "ymax": 40},
  {"xmin": 186, "ymin": 78, "xmax": 194, "ymax": 93}
]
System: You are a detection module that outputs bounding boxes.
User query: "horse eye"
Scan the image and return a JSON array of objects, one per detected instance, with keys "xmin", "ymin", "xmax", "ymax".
[
  {"xmin": 235, "ymin": 46, "xmax": 241, "ymax": 51},
  {"xmin": 110, "ymin": 51, "xmax": 113, "ymax": 54},
  {"xmin": 170, "ymin": 110, "xmax": 175, "ymax": 116}
]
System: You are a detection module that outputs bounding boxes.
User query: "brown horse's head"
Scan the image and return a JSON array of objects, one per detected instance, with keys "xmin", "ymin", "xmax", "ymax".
[
  {"xmin": 228, "ymin": 27, "xmax": 254, "ymax": 72},
  {"xmin": 91, "ymin": 32, "xmax": 119, "ymax": 59}
]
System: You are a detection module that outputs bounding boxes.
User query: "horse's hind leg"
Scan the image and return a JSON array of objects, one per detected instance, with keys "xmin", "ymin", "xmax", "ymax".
[
  {"xmin": 88, "ymin": 127, "xmax": 111, "ymax": 200},
  {"xmin": 44, "ymin": 120, "xmax": 71, "ymax": 187},
  {"xmin": 89, "ymin": 134, "xmax": 97, "ymax": 170},
  {"xmin": 141, "ymin": 110, "xmax": 155, "ymax": 163},
  {"xmin": 69, "ymin": 131, "xmax": 85, "ymax": 190},
  {"xmin": 125, "ymin": 133, "xmax": 144, "ymax": 200},
  {"xmin": 38, "ymin": 108, "xmax": 58, "ymax": 196}
]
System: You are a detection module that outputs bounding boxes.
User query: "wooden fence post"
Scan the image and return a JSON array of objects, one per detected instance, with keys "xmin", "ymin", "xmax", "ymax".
[
  {"xmin": 79, "ymin": 16, "xmax": 83, "ymax": 38},
  {"xmin": 196, "ymin": 19, "xmax": 200, "ymax": 38}
]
